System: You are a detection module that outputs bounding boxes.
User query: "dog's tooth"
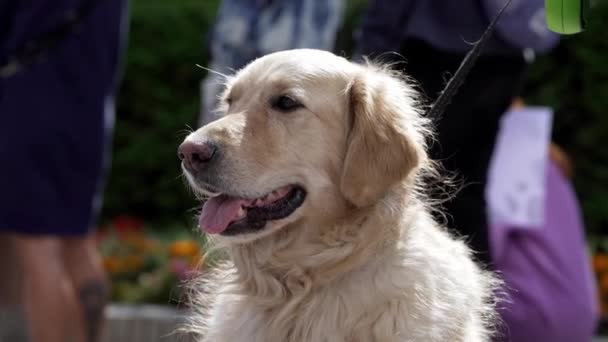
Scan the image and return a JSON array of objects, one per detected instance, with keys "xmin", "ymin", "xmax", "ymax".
[
  {"xmin": 237, "ymin": 206, "xmax": 246, "ymax": 218},
  {"xmin": 270, "ymin": 191, "xmax": 279, "ymax": 201}
]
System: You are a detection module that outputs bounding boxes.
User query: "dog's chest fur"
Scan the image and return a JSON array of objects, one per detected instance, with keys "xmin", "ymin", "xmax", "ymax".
[{"xmin": 198, "ymin": 226, "xmax": 492, "ymax": 342}]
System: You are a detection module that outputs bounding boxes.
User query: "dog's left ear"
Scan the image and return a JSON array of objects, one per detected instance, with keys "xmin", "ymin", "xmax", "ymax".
[{"xmin": 341, "ymin": 67, "xmax": 426, "ymax": 207}]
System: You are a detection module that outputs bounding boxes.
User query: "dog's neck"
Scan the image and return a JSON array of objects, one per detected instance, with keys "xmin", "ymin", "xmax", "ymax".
[{"xmin": 225, "ymin": 183, "xmax": 421, "ymax": 303}]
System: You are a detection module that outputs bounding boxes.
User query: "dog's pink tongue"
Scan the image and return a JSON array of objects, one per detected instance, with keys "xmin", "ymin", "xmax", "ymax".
[{"xmin": 199, "ymin": 195, "xmax": 248, "ymax": 234}]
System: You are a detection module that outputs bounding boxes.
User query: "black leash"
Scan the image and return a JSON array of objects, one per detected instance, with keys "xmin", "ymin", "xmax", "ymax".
[
  {"xmin": 0, "ymin": 0, "xmax": 103, "ymax": 78},
  {"xmin": 424, "ymin": 0, "xmax": 513, "ymax": 118}
]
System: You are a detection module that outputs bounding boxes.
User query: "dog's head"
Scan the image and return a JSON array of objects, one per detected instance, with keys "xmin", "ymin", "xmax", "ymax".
[{"xmin": 179, "ymin": 49, "xmax": 428, "ymax": 244}]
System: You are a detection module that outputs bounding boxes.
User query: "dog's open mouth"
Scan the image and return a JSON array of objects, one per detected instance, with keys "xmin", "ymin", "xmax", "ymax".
[{"xmin": 199, "ymin": 185, "xmax": 306, "ymax": 236}]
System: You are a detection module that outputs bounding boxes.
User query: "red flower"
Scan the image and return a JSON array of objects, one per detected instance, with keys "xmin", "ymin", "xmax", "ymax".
[{"xmin": 112, "ymin": 215, "xmax": 144, "ymax": 234}]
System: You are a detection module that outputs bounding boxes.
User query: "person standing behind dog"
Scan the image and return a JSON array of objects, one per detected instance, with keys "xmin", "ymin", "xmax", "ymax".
[
  {"xmin": 0, "ymin": 1, "xmax": 129, "ymax": 342},
  {"xmin": 199, "ymin": 0, "xmax": 345, "ymax": 126},
  {"xmin": 354, "ymin": 0, "xmax": 559, "ymax": 266}
]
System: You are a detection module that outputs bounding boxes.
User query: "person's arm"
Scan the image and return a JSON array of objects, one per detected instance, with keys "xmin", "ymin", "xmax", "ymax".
[{"xmin": 353, "ymin": 0, "xmax": 417, "ymax": 61}]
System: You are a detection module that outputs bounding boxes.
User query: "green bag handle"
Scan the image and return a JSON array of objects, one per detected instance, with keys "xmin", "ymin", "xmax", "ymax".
[{"xmin": 545, "ymin": 0, "xmax": 589, "ymax": 34}]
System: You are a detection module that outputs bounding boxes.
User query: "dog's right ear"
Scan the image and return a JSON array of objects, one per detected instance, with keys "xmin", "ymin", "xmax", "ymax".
[{"xmin": 340, "ymin": 67, "xmax": 427, "ymax": 207}]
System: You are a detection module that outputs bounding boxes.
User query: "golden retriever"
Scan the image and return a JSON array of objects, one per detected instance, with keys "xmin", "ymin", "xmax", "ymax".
[{"xmin": 179, "ymin": 49, "xmax": 498, "ymax": 342}]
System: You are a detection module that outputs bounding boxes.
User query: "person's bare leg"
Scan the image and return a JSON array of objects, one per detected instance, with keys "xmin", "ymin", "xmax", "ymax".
[
  {"xmin": 13, "ymin": 235, "xmax": 81, "ymax": 342},
  {"xmin": 62, "ymin": 234, "xmax": 109, "ymax": 342}
]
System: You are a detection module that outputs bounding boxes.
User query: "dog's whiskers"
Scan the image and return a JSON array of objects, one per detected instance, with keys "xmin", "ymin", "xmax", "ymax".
[
  {"xmin": 196, "ymin": 64, "xmax": 230, "ymax": 81},
  {"xmin": 178, "ymin": 172, "xmax": 219, "ymax": 200},
  {"xmin": 177, "ymin": 125, "xmax": 195, "ymax": 137}
]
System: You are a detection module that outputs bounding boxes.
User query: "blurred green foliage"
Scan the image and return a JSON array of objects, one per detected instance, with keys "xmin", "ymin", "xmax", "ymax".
[
  {"xmin": 103, "ymin": 0, "xmax": 220, "ymax": 226},
  {"xmin": 102, "ymin": 0, "xmax": 607, "ymax": 236}
]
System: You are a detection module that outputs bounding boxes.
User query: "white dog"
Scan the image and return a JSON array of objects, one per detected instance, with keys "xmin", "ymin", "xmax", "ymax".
[{"xmin": 179, "ymin": 49, "xmax": 499, "ymax": 342}]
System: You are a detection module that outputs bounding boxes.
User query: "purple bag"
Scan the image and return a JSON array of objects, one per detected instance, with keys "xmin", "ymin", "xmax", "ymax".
[{"xmin": 490, "ymin": 161, "xmax": 600, "ymax": 341}]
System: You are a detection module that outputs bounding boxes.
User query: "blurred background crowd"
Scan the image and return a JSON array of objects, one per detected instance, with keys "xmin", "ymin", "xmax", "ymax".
[{"xmin": 1, "ymin": 0, "xmax": 607, "ymax": 341}]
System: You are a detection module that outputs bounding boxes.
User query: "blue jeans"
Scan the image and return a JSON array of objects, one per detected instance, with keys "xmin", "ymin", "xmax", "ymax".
[{"xmin": 200, "ymin": 0, "xmax": 344, "ymax": 125}]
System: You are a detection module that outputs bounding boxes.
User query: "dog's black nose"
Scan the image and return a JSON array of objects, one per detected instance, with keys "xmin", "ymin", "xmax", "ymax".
[{"xmin": 178, "ymin": 140, "xmax": 217, "ymax": 173}]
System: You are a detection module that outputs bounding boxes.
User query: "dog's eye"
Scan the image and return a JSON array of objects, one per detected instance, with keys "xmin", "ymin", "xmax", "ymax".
[{"xmin": 271, "ymin": 95, "xmax": 303, "ymax": 112}]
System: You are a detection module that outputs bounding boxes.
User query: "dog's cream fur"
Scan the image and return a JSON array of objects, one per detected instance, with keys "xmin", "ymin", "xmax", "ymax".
[{"xmin": 182, "ymin": 49, "xmax": 498, "ymax": 342}]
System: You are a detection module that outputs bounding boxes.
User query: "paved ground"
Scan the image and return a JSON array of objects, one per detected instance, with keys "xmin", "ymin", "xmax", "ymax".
[
  {"xmin": 1, "ymin": 304, "xmax": 608, "ymax": 342},
  {"xmin": 0, "ymin": 304, "xmax": 194, "ymax": 342}
]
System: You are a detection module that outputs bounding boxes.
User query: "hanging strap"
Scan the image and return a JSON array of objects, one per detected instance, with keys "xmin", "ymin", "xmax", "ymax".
[{"xmin": 425, "ymin": 0, "xmax": 513, "ymax": 118}]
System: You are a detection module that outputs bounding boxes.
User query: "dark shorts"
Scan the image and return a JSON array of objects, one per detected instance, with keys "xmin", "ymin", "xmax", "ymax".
[{"xmin": 0, "ymin": 0, "xmax": 128, "ymax": 236}]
